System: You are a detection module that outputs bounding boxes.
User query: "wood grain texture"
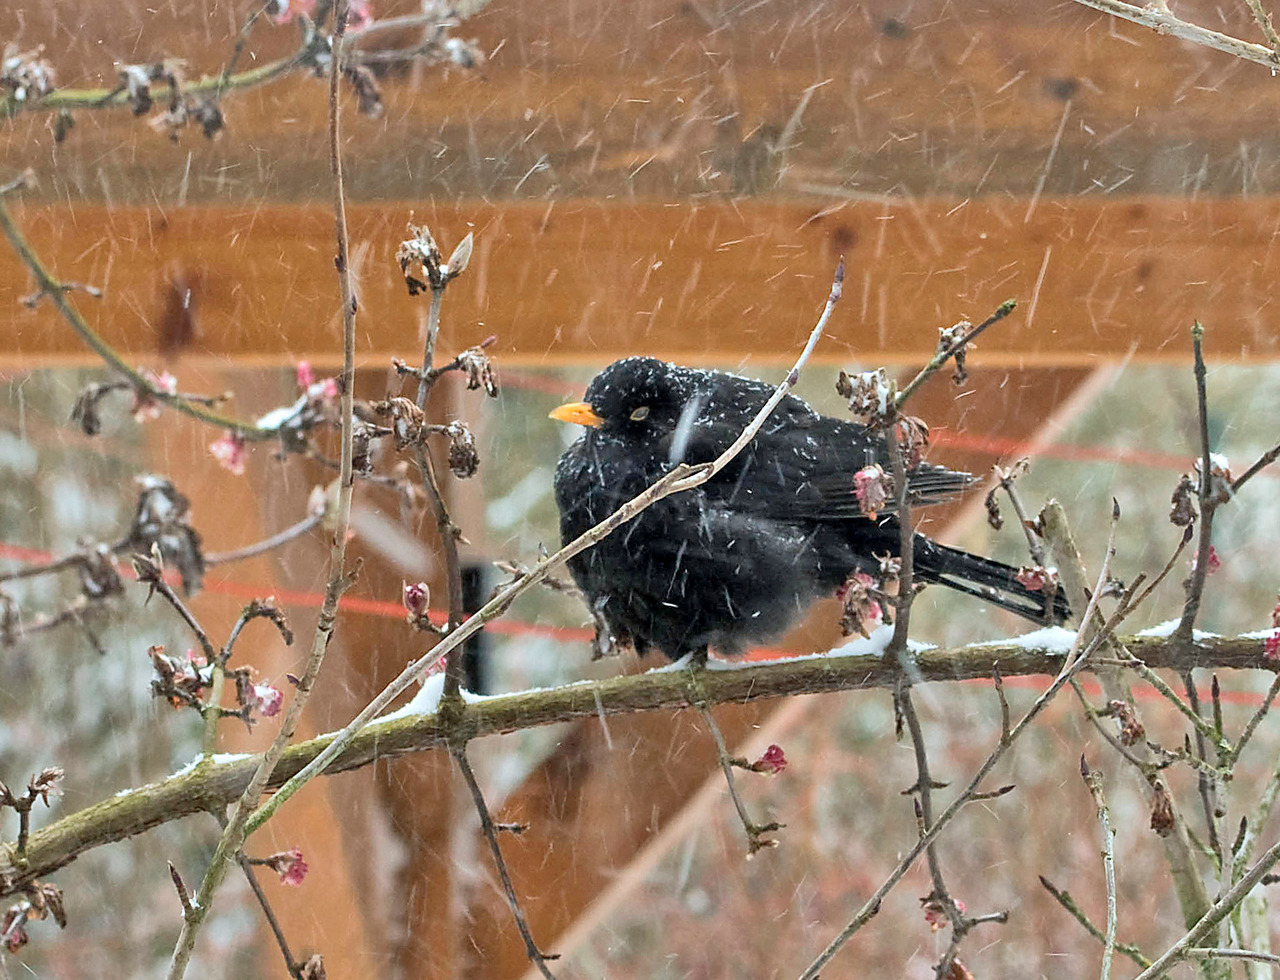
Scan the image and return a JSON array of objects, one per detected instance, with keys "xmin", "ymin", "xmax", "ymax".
[
  {"xmin": 6, "ymin": 0, "xmax": 1280, "ymax": 202},
  {"xmin": 3, "ymin": 197, "xmax": 1279, "ymax": 371}
]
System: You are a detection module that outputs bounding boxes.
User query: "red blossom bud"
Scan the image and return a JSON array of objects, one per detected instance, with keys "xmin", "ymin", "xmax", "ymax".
[
  {"xmin": 251, "ymin": 683, "xmax": 283, "ymax": 718},
  {"xmin": 403, "ymin": 581, "xmax": 430, "ymax": 622},
  {"xmin": 209, "ymin": 431, "xmax": 248, "ymax": 476},
  {"xmin": 264, "ymin": 847, "xmax": 308, "ymax": 887},
  {"xmin": 296, "ymin": 360, "xmax": 316, "ymax": 389},
  {"xmin": 750, "ymin": 744, "xmax": 788, "ymax": 776}
]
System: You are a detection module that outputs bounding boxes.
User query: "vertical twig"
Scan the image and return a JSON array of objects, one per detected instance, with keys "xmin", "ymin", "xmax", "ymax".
[
  {"xmin": 696, "ymin": 704, "xmax": 783, "ymax": 855},
  {"xmin": 413, "ymin": 282, "xmax": 467, "ymax": 701},
  {"xmin": 163, "ymin": 5, "xmax": 360, "ymax": 975},
  {"xmin": 238, "ymin": 854, "xmax": 303, "ymax": 979},
  {"xmin": 452, "ymin": 744, "xmax": 559, "ymax": 979},
  {"xmin": 1081, "ymin": 757, "xmax": 1117, "ymax": 980},
  {"xmin": 1177, "ymin": 323, "xmax": 1215, "ymax": 643}
]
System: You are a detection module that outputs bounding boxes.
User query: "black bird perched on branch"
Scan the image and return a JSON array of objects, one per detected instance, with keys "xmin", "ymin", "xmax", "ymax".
[{"xmin": 550, "ymin": 357, "xmax": 1069, "ymax": 661}]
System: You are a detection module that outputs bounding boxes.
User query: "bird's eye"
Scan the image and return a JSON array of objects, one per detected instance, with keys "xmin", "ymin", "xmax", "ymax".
[{"xmin": 629, "ymin": 406, "xmax": 650, "ymax": 421}]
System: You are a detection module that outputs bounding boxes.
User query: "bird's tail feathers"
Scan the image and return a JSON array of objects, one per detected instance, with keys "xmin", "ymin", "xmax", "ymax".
[{"xmin": 912, "ymin": 537, "xmax": 1071, "ymax": 625}]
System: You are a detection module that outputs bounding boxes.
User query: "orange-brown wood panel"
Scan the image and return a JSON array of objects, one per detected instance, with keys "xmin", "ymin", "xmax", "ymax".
[
  {"xmin": 5, "ymin": 0, "xmax": 1280, "ymax": 201},
  {"xmin": 3, "ymin": 199, "xmax": 1278, "ymax": 373},
  {"xmin": 463, "ymin": 366, "xmax": 1093, "ymax": 978}
]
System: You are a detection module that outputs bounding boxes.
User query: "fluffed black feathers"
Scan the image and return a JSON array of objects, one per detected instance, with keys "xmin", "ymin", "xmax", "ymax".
[{"xmin": 553, "ymin": 356, "xmax": 1069, "ymax": 660}]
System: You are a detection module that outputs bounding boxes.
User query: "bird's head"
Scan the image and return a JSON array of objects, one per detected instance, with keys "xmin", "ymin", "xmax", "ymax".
[{"xmin": 549, "ymin": 357, "xmax": 691, "ymax": 436}]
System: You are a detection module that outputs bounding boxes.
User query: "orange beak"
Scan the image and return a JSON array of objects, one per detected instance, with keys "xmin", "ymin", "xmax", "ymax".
[{"xmin": 548, "ymin": 401, "xmax": 604, "ymax": 427}]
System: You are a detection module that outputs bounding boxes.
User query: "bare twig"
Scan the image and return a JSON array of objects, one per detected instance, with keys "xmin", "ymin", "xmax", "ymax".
[
  {"xmin": 1230, "ymin": 671, "xmax": 1280, "ymax": 765},
  {"xmin": 1230, "ymin": 441, "xmax": 1280, "ymax": 494},
  {"xmin": 1188, "ymin": 948, "xmax": 1280, "ymax": 966},
  {"xmin": 1081, "ymin": 756, "xmax": 1117, "ymax": 980},
  {"xmin": 216, "ymin": 1, "xmax": 278, "ymax": 98},
  {"xmin": 894, "ymin": 681, "xmax": 987, "ymax": 980},
  {"xmin": 1069, "ymin": 0, "xmax": 1280, "ymax": 69},
  {"xmin": 132, "ymin": 557, "xmax": 219, "ymax": 666},
  {"xmin": 453, "ymin": 745, "xmax": 559, "ymax": 979},
  {"xmin": 0, "ymin": 195, "xmax": 276, "ymax": 440},
  {"xmin": 996, "ymin": 460, "xmax": 1048, "ymax": 566},
  {"xmin": 238, "ymin": 855, "xmax": 303, "ymax": 978},
  {"xmin": 886, "ymin": 422, "xmax": 916, "ymax": 660},
  {"xmin": 894, "ymin": 300, "xmax": 1017, "ymax": 410},
  {"xmin": 164, "ymin": 8, "xmax": 360, "ymax": 975},
  {"xmin": 0, "ymin": 551, "xmax": 87, "ymax": 584},
  {"xmin": 1043, "ymin": 501, "xmax": 1216, "ymax": 938},
  {"xmin": 413, "ymin": 282, "xmax": 467, "ymax": 701},
  {"xmin": 1177, "ymin": 324, "xmax": 1216, "ymax": 643},
  {"xmin": 1039, "ymin": 876, "xmax": 1152, "ymax": 969},
  {"xmin": 1243, "ymin": 0, "xmax": 1280, "ymax": 60},
  {"xmin": 1133, "ymin": 835, "xmax": 1280, "ymax": 980},
  {"xmin": 798, "ymin": 618, "xmax": 1115, "ymax": 980},
  {"xmin": 697, "ymin": 704, "xmax": 783, "ymax": 855},
  {"xmin": 205, "ymin": 512, "xmax": 323, "ymax": 565}
]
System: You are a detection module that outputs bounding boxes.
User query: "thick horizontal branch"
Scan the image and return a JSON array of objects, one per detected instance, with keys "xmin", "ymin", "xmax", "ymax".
[{"xmin": 1, "ymin": 632, "xmax": 1273, "ymax": 894}]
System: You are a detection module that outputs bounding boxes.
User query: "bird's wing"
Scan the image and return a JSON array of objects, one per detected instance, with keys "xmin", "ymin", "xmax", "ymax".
[{"xmin": 663, "ymin": 413, "xmax": 976, "ymax": 520}]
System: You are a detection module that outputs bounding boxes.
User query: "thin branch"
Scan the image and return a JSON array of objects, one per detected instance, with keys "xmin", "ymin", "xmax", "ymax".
[
  {"xmin": 205, "ymin": 512, "xmax": 323, "ymax": 565},
  {"xmin": 886, "ymin": 420, "xmax": 916, "ymax": 660},
  {"xmin": 1243, "ymin": 0, "xmax": 1280, "ymax": 61},
  {"xmin": 697, "ymin": 703, "xmax": 783, "ymax": 855},
  {"xmin": 0, "ymin": 551, "xmax": 86, "ymax": 584},
  {"xmin": 1043, "ymin": 501, "xmax": 1216, "ymax": 936},
  {"xmin": 1183, "ymin": 673, "xmax": 1226, "ymax": 874},
  {"xmin": 894, "ymin": 300, "xmax": 1016, "ymax": 410},
  {"xmin": 1069, "ymin": 0, "xmax": 1280, "ymax": 69},
  {"xmin": 1039, "ymin": 876, "xmax": 1152, "ymax": 969},
  {"xmin": 133, "ymin": 559, "xmax": 219, "ymax": 666},
  {"xmin": 1176, "ymin": 323, "xmax": 1216, "ymax": 643},
  {"xmin": 1070, "ymin": 679, "xmax": 1150, "ymax": 771},
  {"xmin": 1230, "ymin": 441, "xmax": 1280, "ymax": 495},
  {"xmin": 1081, "ymin": 757, "xmax": 1117, "ymax": 980},
  {"xmin": 0, "ymin": 195, "xmax": 277, "ymax": 440},
  {"xmin": 237, "ymin": 854, "xmax": 303, "ymax": 979},
  {"xmin": 997, "ymin": 461, "xmax": 1049, "ymax": 567},
  {"xmin": 1133, "ymin": 835, "xmax": 1280, "ymax": 980},
  {"xmin": 216, "ymin": 1, "xmax": 278, "ymax": 98},
  {"xmin": 798, "ymin": 620, "xmax": 1113, "ymax": 980},
  {"xmin": 1229, "ymin": 671, "xmax": 1280, "ymax": 765},
  {"xmin": 1188, "ymin": 948, "xmax": 1280, "ymax": 966},
  {"xmin": 413, "ymin": 283, "xmax": 467, "ymax": 701},
  {"xmin": 241, "ymin": 258, "xmax": 845, "ymax": 837},
  {"xmin": 163, "ymin": 7, "xmax": 360, "ymax": 974},
  {"xmin": 453, "ymin": 745, "xmax": 559, "ymax": 979},
  {"xmin": 0, "ymin": 5, "xmax": 494, "ymax": 118}
]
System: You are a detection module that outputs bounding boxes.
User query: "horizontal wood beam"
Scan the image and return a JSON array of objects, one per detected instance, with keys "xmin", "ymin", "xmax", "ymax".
[
  {"xmin": 2, "ymin": 197, "xmax": 1278, "ymax": 371},
  {"xmin": 7, "ymin": 0, "xmax": 1280, "ymax": 202}
]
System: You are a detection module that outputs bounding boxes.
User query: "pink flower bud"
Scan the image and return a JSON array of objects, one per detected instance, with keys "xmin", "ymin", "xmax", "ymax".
[
  {"xmin": 751, "ymin": 744, "xmax": 788, "ymax": 776},
  {"xmin": 252, "ymin": 683, "xmax": 283, "ymax": 718},
  {"xmin": 853, "ymin": 465, "xmax": 889, "ymax": 520},
  {"xmin": 268, "ymin": 847, "xmax": 308, "ymax": 887},
  {"xmin": 209, "ymin": 431, "xmax": 248, "ymax": 476},
  {"xmin": 403, "ymin": 581, "xmax": 430, "ymax": 621},
  {"xmin": 296, "ymin": 360, "xmax": 316, "ymax": 389}
]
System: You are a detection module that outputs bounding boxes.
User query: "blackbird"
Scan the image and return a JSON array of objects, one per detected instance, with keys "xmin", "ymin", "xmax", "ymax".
[{"xmin": 550, "ymin": 356, "xmax": 1069, "ymax": 660}]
